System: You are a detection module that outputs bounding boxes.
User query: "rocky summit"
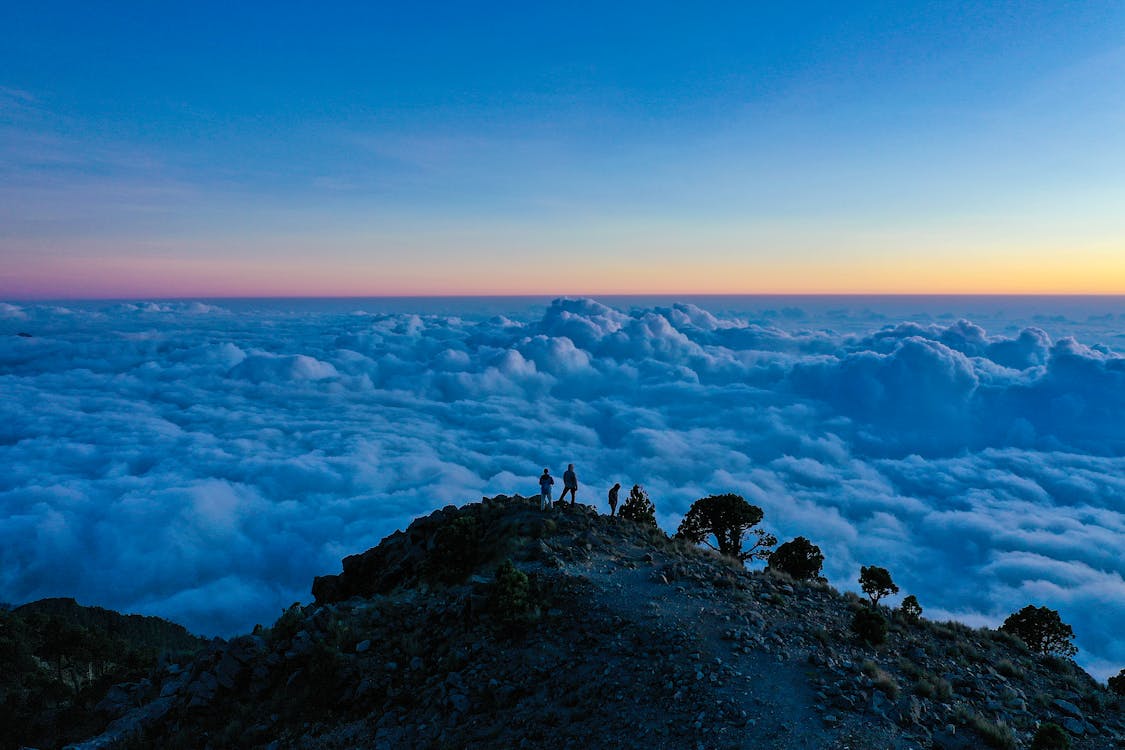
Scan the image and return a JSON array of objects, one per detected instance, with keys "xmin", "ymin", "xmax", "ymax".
[{"xmin": 64, "ymin": 494, "xmax": 1123, "ymax": 750}]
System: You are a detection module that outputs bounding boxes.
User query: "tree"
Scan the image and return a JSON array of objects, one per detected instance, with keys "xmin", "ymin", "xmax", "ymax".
[
  {"xmin": 766, "ymin": 537, "xmax": 824, "ymax": 580},
  {"xmin": 676, "ymin": 494, "xmax": 776, "ymax": 563},
  {"xmin": 899, "ymin": 595, "xmax": 922, "ymax": 622},
  {"xmin": 1108, "ymin": 668, "xmax": 1125, "ymax": 696},
  {"xmin": 999, "ymin": 605, "xmax": 1078, "ymax": 658},
  {"xmin": 619, "ymin": 485, "xmax": 657, "ymax": 526},
  {"xmin": 858, "ymin": 566, "xmax": 899, "ymax": 607}
]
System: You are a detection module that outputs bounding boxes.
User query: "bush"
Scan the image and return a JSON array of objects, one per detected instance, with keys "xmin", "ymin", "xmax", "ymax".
[
  {"xmin": 268, "ymin": 602, "xmax": 306, "ymax": 646},
  {"xmin": 859, "ymin": 565, "xmax": 899, "ymax": 606},
  {"xmin": 427, "ymin": 515, "xmax": 483, "ymax": 583},
  {"xmin": 851, "ymin": 608, "xmax": 888, "ymax": 645},
  {"xmin": 490, "ymin": 560, "xmax": 539, "ymax": 629},
  {"xmin": 675, "ymin": 494, "xmax": 775, "ymax": 563},
  {"xmin": 914, "ymin": 674, "xmax": 952, "ymax": 701},
  {"xmin": 766, "ymin": 537, "xmax": 824, "ymax": 580},
  {"xmin": 619, "ymin": 485, "xmax": 657, "ymax": 526},
  {"xmin": 995, "ymin": 659, "xmax": 1023, "ymax": 680},
  {"xmin": 999, "ymin": 605, "xmax": 1078, "ymax": 658},
  {"xmin": 1108, "ymin": 668, "xmax": 1125, "ymax": 696},
  {"xmin": 968, "ymin": 714, "xmax": 1015, "ymax": 749},
  {"xmin": 1030, "ymin": 722, "xmax": 1070, "ymax": 750},
  {"xmin": 861, "ymin": 660, "xmax": 900, "ymax": 698}
]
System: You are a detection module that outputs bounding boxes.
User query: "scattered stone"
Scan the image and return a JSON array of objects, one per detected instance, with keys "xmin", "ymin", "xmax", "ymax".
[{"xmin": 54, "ymin": 494, "xmax": 1125, "ymax": 750}]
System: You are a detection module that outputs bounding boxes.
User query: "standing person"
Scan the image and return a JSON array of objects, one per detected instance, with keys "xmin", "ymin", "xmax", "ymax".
[
  {"xmin": 560, "ymin": 463, "xmax": 578, "ymax": 505},
  {"xmin": 608, "ymin": 482, "xmax": 621, "ymax": 517},
  {"xmin": 538, "ymin": 469, "xmax": 555, "ymax": 510}
]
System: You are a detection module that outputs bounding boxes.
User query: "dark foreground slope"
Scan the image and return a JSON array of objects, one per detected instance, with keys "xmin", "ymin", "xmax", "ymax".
[
  {"xmin": 67, "ymin": 495, "xmax": 1123, "ymax": 750},
  {"xmin": 0, "ymin": 598, "xmax": 205, "ymax": 750}
]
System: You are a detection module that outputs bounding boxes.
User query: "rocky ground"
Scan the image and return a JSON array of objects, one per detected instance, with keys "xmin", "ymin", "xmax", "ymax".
[{"xmin": 65, "ymin": 495, "xmax": 1123, "ymax": 750}]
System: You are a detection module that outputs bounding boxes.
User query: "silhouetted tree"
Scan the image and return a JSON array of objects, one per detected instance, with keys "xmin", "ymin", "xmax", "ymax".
[
  {"xmin": 676, "ymin": 494, "xmax": 775, "ymax": 563},
  {"xmin": 1108, "ymin": 668, "xmax": 1125, "ymax": 696},
  {"xmin": 899, "ymin": 594, "xmax": 922, "ymax": 622},
  {"xmin": 619, "ymin": 485, "xmax": 657, "ymax": 526},
  {"xmin": 858, "ymin": 566, "xmax": 898, "ymax": 607},
  {"xmin": 1000, "ymin": 605, "xmax": 1078, "ymax": 658},
  {"xmin": 766, "ymin": 537, "xmax": 824, "ymax": 580}
]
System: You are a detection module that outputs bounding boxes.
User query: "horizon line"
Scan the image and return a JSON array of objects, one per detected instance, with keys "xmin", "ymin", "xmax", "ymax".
[{"xmin": 7, "ymin": 291, "xmax": 1125, "ymax": 303}]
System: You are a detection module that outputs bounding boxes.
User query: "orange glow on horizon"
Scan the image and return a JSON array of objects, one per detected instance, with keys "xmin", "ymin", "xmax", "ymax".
[{"xmin": 4, "ymin": 247, "xmax": 1125, "ymax": 299}]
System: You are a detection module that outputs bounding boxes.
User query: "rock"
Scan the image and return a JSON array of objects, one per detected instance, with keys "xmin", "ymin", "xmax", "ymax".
[
  {"xmin": 285, "ymin": 630, "xmax": 314, "ymax": 659},
  {"xmin": 94, "ymin": 684, "xmax": 135, "ymax": 717},
  {"xmin": 311, "ymin": 573, "xmax": 343, "ymax": 603},
  {"xmin": 214, "ymin": 638, "xmax": 261, "ymax": 692},
  {"xmin": 185, "ymin": 671, "xmax": 218, "ymax": 708},
  {"xmin": 1061, "ymin": 717, "xmax": 1085, "ymax": 736},
  {"xmin": 1053, "ymin": 698, "xmax": 1084, "ymax": 719},
  {"xmin": 215, "ymin": 651, "xmax": 246, "ymax": 690},
  {"xmin": 356, "ymin": 639, "xmax": 372, "ymax": 653},
  {"xmin": 64, "ymin": 697, "xmax": 174, "ymax": 750},
  {"xmin": 449, "ymin": 692, "xmax": 470, "ymax": 712},
  {"xmin": 931, "ymin": 728, "xmax": 976, "ymax": 750},
  {"xmin": 159, "ymin": 673, "xmax": 188, "ymax": 698}
]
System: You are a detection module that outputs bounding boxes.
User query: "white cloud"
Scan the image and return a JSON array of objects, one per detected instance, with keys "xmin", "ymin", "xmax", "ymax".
[{"xmin": 0, "ymin": 297, "xmax": 1122, "ymax": 679}]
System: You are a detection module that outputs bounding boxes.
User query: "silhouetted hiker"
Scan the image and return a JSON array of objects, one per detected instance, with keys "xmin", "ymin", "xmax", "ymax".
[
  {"xmin": 608, "ymin": 482, "xmax": 621, "ymax": 517},
  {"xmin": 538, "ymin": 469, "xmax": 555, "ymax": 510},
  {"xmin": 560, "ymin": 463, "xmax": 578, "ymax": 504}
]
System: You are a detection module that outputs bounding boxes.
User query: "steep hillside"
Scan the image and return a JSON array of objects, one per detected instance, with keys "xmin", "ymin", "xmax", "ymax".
[
  {"xmin": 14, "ymin": 598, "xmax": 205, "ymax": 655},
  {"xmin": 0, "ymin": 598, "xmax": 205, "ymax": 750},
  {"xmin": 66, "ymin": 495, "xmax": 1123, "ymax": 750}
]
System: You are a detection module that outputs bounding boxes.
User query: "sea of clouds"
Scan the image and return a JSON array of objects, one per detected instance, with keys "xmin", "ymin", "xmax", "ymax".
[{"xmin": 1, "ymin": 296, "xmax": 1123, "ymax": 680}]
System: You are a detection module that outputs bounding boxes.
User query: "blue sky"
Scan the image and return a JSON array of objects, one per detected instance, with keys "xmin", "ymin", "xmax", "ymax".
[{"xmin": 2, "ymin": 2, "xmax": 1124, "ymax": 296}]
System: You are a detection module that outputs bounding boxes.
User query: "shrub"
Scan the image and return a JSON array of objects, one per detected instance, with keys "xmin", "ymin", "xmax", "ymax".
[
  {"xmin": 619, "ymin": 485, "xmax": 657, "ymax": 526},
  {"xmin": 995, "ymin": 659, "xmax": 1023, "ymax": 680},
  {"xmin": 302, "ymin": 640, "xmax": 344, "ymax": 708},
  {"xmin": 268, "ymin": 602, "xmax": 306, "ymax": 646},
  {"xmin": 1108, "ymin": 668, "xmax": 1125, "ymax": 696},
  {"xmin": 859, "ymin": 565, "xmax": 899, "ymax": 606},
  {"xmin": 490, "ymin": 560, "xmax": 539, "ymax": 629},
  {"xmin": 675, "ymin": 494, "xmax": 775, "ymax": 563},
  {"xmin": 999, "ymin": 605, "xmax": 1078, "ymax": 658},
  {"xmin": 914, "ymin": 674, "xmax": 952, "ymax": 701},
  {"xmin": 427, "ymin": 515, "xmax": 483, "ymax": 583},
  {"xmin": 851, "ymin": 608, "xmax": 888, "ymax": 645},
  {"xmin": 1030, "ymin": 722, "xmax": 1070, "ymax": 750},
  {"xmin": 861, "ymin": 660, "xmax": 900, "ymax": 699},
  {"xmin": 967, "ymin": 713, "xmax": 1015, "ymax": 749},
  {"xmin": 766, "ymin": 537, "xmax": 824, "ymax": 580},
  {"xmin": 899, "ymin": 594, "xmax": 922, "ymax": 622}
]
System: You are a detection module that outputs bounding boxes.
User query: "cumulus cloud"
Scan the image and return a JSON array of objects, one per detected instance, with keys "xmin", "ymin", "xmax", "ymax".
[{"xmin": 0, "ymin": 297, "xmax": 1123, "ymax": 679}]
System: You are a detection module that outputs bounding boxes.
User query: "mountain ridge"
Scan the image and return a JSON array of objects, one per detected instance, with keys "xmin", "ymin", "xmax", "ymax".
[{"xmin": 52, "ymin": 494, "xmax": 1125, "ymax": 749}]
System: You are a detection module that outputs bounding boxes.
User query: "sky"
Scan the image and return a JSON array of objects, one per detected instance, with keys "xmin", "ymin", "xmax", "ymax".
[
  {"xmin": 2, "ymin": 296, "xmax": 1124, "ymax": 681},
  {"xmin": 2, "ymin": 1, "xmax": 1125, "ymax": 297}
]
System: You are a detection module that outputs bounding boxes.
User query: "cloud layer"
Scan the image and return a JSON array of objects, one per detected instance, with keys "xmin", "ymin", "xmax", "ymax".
[{"xmin": 1, "ymin": 296, "xmax": 1123, "ymax": 679}]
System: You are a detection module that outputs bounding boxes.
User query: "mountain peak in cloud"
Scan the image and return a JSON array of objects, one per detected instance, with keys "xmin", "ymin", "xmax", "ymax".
[{"xmin": 1, "ymin": 296, "xmax": 1122, "ymax": 682}]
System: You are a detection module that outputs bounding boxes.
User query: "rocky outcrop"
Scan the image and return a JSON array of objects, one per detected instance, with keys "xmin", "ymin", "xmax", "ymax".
[{"xmin": 66, "ymin": 494, "xmax": 1125, "ymax": 750}]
